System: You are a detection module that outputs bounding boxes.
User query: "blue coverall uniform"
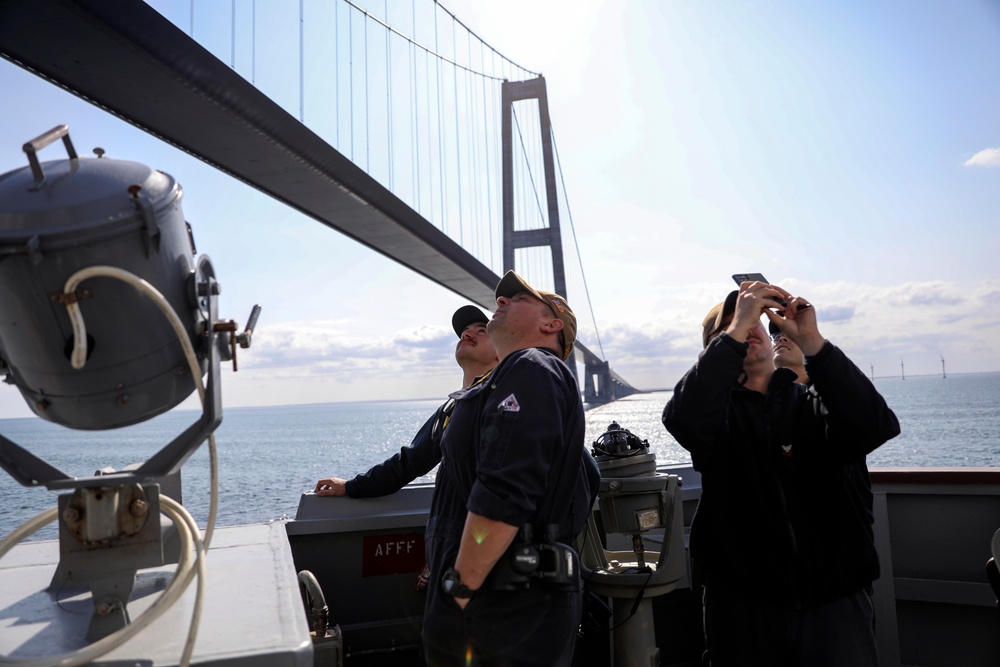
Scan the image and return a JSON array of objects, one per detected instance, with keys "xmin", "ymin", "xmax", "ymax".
[{"xmin": 422, "ymin": 347, "xmax": 599, "ymax": 666}]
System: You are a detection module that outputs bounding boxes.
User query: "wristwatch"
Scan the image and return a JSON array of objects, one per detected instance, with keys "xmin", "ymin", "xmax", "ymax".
[{"xmin": 441, "ymin": 567, "xmax": 478, "ymax": 599}]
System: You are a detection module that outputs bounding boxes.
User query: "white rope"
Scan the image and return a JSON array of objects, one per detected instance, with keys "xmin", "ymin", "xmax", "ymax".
[{"xmin": 0, "ymin": 264, "xmax": 222, "ymax": 666}]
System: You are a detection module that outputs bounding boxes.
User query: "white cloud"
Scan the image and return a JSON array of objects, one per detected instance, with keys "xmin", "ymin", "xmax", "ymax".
[{"xmin": 963, "ymin": 148, "xmax": 1000, "ymax": 167}]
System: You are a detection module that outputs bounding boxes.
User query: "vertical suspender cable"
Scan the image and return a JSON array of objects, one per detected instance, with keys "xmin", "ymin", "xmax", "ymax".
[
  {"xmin": 553, "ymin": 127, "xmax": 605, "ymax": 358},
  {"xmin": 299, "ymin": 0, "xmax": 305, "ymax": 121},
  {"xmin": 451, "ymin": 20, "xmax": 463, "ymax": 245},
  {"xmin": 425, "ymin": 49, "xmax": 434, "ymax": 225},
  {"xmin": 364, "ymin": 10, "xmax": 370, "ymax": 171},
  {"xmin": 490, "ymin": 50, "xmax": 500, "ymax": 270},
  {"xmin": 467, "ymin": 30, "xmax": 479, "ymax": 259},
  {"xmin": 349, "ymin": 7, "xmax": 354, "ymax": 161},
  {"xmin": 385, "ymin": 0, "xmax": 393, "ymax": 190},
  {"xmin": 334, "ymin": 0, "xmax": 339, "ymax": 148},
  {"xmin": 480, "ymin": 41, "xmax": 493, "ymax": 268},
  {"xmin": 410, "ymin": 0, "xmax": 419, "ymax": 212},
  {"xmin": 230, "ymin": 0, "xmax": 235, "ymax": 68},
  {"xmin": 435, "ymin": 6, "xmax": 446, "ymax": 235},
  {"xmin": 251, "ymin": 0, "xmax": 256, "ymax": 84}
]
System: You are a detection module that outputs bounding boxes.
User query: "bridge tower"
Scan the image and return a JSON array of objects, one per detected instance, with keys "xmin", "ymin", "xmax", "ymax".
[
  {"xmin": 501, "ymin": 77, "xmax": 618, "ymax": 402},
  {"xmin": 501, "ymin": 77, "xmax": 567, "ymax": 296}
]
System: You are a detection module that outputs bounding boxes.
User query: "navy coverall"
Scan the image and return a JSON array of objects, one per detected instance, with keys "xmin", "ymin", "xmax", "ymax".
[
  {"xmin": 422, "ymin": 347, "xmax": 599, "ymax": 667},
  {"xmin": 345, "ymin": 399, "xmax": 452, "ymax": 498}
]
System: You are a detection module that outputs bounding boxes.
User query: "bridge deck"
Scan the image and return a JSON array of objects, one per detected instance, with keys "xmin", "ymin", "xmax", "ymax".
[{"xmin": 0, "ymin": 0, "xmax": 500, "ymax": 309}]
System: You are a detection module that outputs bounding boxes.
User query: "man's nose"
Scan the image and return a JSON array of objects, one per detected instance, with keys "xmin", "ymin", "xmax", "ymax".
[{"xmin": 496, "ymin": 295, "xmax": 510, "ymax": 307}]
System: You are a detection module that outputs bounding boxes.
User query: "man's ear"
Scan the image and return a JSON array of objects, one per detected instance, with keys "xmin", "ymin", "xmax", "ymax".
[{"xmin": 541, "ymin": 318, "xmax": 564, "ymax": 335}]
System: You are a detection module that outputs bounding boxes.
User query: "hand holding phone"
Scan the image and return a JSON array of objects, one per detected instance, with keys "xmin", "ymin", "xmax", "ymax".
[
  {"xmin": 732, "ymin": 273, "xmax": 786, "ymax": 308},
  {"xmin": 731, "ymin": 273, "xmax": 812, "ymax": 312}
]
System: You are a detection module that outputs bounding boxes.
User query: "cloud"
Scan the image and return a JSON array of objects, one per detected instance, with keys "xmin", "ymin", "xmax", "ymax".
[
  {"xmin": 963, "ymin": 148, "xmax": 1000, "ymax": 168},
  {"xmin": 820, "ymin": 305, "xmax": 855, "ymax": 322},
  {"xmin": 881, "ymin": 281, "xmax": 966, "ymax": 307},
  {"xmin": 241, "ymin": 320, "xmax": 456, "ymax": 378},
  {"xmin": 148, "ymin": 278, "xmax": 999, "ymax": 408}
]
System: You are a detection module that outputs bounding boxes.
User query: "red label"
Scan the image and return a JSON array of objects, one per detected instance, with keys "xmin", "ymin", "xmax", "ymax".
[{"xmin": 361, "ymin": 532, "xmax": 425, "ymax": 577}]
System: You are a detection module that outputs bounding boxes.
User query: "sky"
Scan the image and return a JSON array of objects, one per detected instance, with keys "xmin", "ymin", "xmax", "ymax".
[{"xmin": 1, "ymin": 0, "xmax": 999, "ymax": 420}]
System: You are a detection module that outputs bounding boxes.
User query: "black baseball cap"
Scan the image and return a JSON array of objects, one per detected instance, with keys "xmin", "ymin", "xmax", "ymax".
[{"xmin": 452, "ymin": 305, "xmax": 489, "ymax": 337}]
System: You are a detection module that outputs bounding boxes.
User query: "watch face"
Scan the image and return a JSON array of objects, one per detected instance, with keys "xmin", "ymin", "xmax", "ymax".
[{"xmin": 441, "ymin": 568, "xmax": 472, "ymax": 598}]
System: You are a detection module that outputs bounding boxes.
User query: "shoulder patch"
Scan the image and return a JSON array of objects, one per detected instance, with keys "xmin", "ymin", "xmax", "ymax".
[{"xmin": 498, "ymin": 393, "xmax": 521, "ymax": 413}]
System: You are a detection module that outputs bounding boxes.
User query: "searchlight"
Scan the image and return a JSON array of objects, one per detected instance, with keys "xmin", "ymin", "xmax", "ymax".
[{"xmin": 0, "ymin": 126, "xmax": 260, "ymax": 659}]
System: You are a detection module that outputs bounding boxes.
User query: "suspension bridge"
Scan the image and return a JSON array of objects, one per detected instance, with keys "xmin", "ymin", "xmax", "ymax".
[{"xmin": 0, "ymin": 0, "xmax": 637, "ymax": 403}]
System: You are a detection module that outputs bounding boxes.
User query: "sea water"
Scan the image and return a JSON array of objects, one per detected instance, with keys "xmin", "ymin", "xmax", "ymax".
[{"xmin": 1, "ymin": 372, "xmax": 997, "ymax": 540}]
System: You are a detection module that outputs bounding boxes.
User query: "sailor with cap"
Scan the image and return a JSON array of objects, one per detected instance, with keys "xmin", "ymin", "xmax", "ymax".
[
  {"xmin": 422, "ymin": 270, "xmax": 599, "ymax": 667},
  {"xmin": 314, "ymin": 304, "xmax": 498, "ymax": 499},
  {"xmin": 770, "ymin": 319, "xmax": 809, "ymax": 384}
]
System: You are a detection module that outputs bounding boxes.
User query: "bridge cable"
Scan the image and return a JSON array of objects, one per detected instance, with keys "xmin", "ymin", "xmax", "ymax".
[
  {"xmin": 425, "ymin": 48, "xmax": 434, "ymax": 223},
  {"xmin": 511, "ymin": 108, "xmax": 548, "ymax": 233},
  {"xmin": 551, "ymin": 126, "xmax": 605, "ymax": 360},
  {"xmin": 299, "ymin": 0, "xmax": 305, "ymax": 121},
  {"xmin": 410, "ymin": 0, "xmax": 419, "ymax": 212},
  {"xmin": 349, "ymin": 9, "xmax": 354, "ymax": 160},
  {"xmin": 452, "ymin": 20, "xmax": 464, "ymax": 244},
  {"xmin": 435, "ymin": 8, "xmax": 447, "ymax": 237},
  {"xmin": 481, "ymin": 45, "xmax": 495, "ymax": 270},
  {"xmin": 385, "ymin": 0, "xmax": 393, "ymax": 191},
  {"xmin": 467, "ymin": 32, "xmax": 479, "ymax": 257},
  {"xmin": 490, "ymin": 52, "xmax": 501, "ymax": 269},
  {"xmin": 231, "ymin": 0, "xmax": 236, "ymax": 68},
  {"xmin": 431, "ymin": 0, "xmax": 539, "ymax": 78},
  {"xmin": 334, "ymin": 1, "xmax": 339, "ymax": 147},
  {"xmin": 365, "ymin": 11, "xmax": 370, "ymax": 171},
  {"xmin": 343, "ymin": 0, "xmax": 536, "ymax": 81}
]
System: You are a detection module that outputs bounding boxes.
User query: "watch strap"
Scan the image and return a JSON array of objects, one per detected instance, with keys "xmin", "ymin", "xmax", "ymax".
[{"xmin": 442, "ymin": 567, "xmax": 477, "ymax": 599}]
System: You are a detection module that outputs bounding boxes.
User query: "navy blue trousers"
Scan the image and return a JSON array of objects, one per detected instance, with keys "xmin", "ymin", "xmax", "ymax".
[
  {"xmin": 703, "ymin": 582, "xmax": 878, "ymax": 667},
  {"xmin": 422, "ymin": 586, "xmax": 582, "ymax": 667}
]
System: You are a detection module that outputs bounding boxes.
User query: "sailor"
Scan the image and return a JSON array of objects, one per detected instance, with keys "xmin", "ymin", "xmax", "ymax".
[
  {"xmin": 663, "ymin": 279, "xmax": 900, "ymax": 667},
  {"xmin": 314, "ymin": 305, "xmax": 498, "ymax": 499},
  {"xmin": 421, "ymin": 271, "xmax": 600, "ymax": 667},
  {"xmin": 771, "ymin": 320, "xmax": 808, "ymax": 384}
]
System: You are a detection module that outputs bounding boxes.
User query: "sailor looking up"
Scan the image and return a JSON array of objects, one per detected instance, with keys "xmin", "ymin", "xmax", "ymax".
[{"xmin": 422, "ymin": 270, "xmax": 600, "ymax": 667}]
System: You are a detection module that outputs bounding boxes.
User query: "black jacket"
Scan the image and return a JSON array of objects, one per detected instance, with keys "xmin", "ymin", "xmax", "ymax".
[
  {"xmin": 663, "ymin": 334, "xmax": 900, "ymax": 607},
  {"xmin": 345, "ymin": 401, "xmax": 449, "ymax": 498},
  {"xmin": 346, "ymin": 371, "xmax": 495, "ymax": 498}
]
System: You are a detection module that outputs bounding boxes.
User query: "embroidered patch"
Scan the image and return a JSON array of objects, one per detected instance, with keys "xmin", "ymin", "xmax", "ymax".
[
  {"xmin": 781, "ymin": 443, "xmax": 794, "ymax": 458},
  {"xmin": 549, "ymin": 298, "xmax": 567, "ymax": 314},
  {"xmin": 498, "ymin": 393, "xmax": 521, "ymax": 413}
]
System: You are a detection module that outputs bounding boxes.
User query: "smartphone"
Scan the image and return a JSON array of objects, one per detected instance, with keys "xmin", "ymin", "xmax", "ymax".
[{"xmin": 732, "ymin": 273, "xmax": 787, "ymax": 308}]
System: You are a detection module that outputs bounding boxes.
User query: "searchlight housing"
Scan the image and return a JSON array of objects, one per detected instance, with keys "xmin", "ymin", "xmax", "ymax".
[{"xmin": 0, "ymin": 126, "xmax": 260, "ymax": 648}]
